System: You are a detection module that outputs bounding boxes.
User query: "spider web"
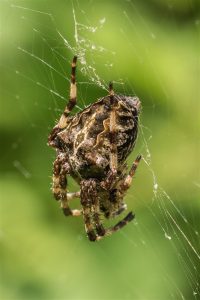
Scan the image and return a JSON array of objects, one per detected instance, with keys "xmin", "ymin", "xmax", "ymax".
[{"xmin": 2, "ymin": 1, "xmax": 200, "ymax": 299}]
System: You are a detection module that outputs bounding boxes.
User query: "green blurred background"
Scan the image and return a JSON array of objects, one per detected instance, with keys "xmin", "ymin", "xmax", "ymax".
[{"xmin": 1, "ymin": 0, "xmax": 200, "ymax": 299}]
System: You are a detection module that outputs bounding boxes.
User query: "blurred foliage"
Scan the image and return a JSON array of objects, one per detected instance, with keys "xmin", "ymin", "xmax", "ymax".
[{"xmin": 0, "ymin": 0, "xmax": 200, "ymax": 299}]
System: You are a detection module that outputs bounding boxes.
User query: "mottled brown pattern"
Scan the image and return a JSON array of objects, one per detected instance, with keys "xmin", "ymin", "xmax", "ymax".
[{"xmin": 48, "ymin": 56, "xmax": 142, "ymax": 241}]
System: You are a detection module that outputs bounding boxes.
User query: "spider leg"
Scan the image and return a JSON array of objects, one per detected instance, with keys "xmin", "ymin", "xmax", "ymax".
[
  {"xmin": 97, "ymin": 156, "xmax": 141, "ymax": 239},
  {"xmin": 93, "ymin": 194, "xmax": 106, "ymax": 237},
  {"xmin": 48, "ymin": 56, "xmax": 77, "ymax": 144},
  {"xmin": 81, "ymin": 179, "xmax": 105, "ymax": 241},
  {"xmin": 67, "ymin": 191, "xmax": 80, "ymax": 201},
  {"xmin": 52, "ymin": 153, "xmax": 81, "ymax": 217},
  {"xmin": 112, "ymin": 203, "xmax": 127, "ymax": 217},
  {"xmin": 101, "ymin": 211, "xmax": 135, "ymax": 239},
  {"xmin": 81, "ymin": 179, "xmax": 97, "ymax": 241},
  {"xmin": 95, "ymin": 209, "xmax": 134, "ymax": 241},
  {"xmin": 107, "ymin": 155, "xmax": 141, "ymax": 218},
  {"xmin": 61, "ymin": 55, "xmax": 78, "ymax": 125},
  {"xmin": 109, "ymin": 82, "xmax": 118, "ymax": 173},
  {"xmin": 120, "ymin": 154, "xmax": 142, "ymax": 192},
  {"xmin": 102, "ymin": 187, "xmax": 127, "ymax": 219},
  {"xmin": 99, "ymin": 82, "xmax": 119, "ymax": 191}
]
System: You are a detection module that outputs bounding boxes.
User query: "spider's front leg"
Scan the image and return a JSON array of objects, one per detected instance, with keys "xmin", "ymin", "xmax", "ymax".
[
  {"xmin": 52, "ymin": 152, "xmax": 81, "ymax": 217},
  {"xmin": 80, "ymin": 179, "xmax": 105, "ymax": 242},
  {"xmin": 48, "ymin": 56, "xmax": 78, "ymax": 146}
]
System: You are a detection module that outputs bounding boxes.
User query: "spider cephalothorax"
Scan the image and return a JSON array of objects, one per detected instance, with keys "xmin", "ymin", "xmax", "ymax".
[{"xmin": 48, "ymin": 56, "xmax": 141, "ymax": 241}]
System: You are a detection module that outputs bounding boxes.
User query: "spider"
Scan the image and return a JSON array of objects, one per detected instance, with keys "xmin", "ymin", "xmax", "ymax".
[{"xmin": 48, "ymin": 56, "xmax": 141, "ymax": 241}]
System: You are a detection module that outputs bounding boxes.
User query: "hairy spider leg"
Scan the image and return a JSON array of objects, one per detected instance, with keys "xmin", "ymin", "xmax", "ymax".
[
  {"xmin": 81, "ymin": 179, "xmax": 106, "ymax": 241},
  {"xmin": 104, "ymin": 188, "xmax": 127, "ymax": 219},
  {"xmin": 109, "ymin": 82, "xmax": 118, "ymax": 173},
  {"xmin": 97, "ymin": 211, "xmax": 135, "ymax": 240},
  {"xmin": 67, "ymin": 191, "xmax": 80, "ymax": 201},
  {"xmin": 108, "ymin": 81, "xmax": 114, "ymax": 96},
  {"xmin": 92, "ymin": 188, "xmax": 106, "ymax": 237},
  {"xmin": 81, "ymin": 179, "xmax": 97, "ymax": 241},
  {"xmin": 58, "ymin": 55, "xmax": 77, "ymax": 129},
  {"xmin": 100, "ymin": 155, "xmax": 141, "ymax": 235},
  {"xmin": 52, "ymin": 154, "xmax": 81, "ymax": 217},
  {"xmin": 48, "ymin": 56, "xmax": 78, "ymax": 144},
  {"xmin": 120, "ymin": 154, "xmax": 142, "ymax": 192}
]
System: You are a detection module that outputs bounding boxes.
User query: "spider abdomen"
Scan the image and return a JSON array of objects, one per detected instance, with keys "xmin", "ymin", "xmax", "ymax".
[{"xmin": 58, "ymin": 94, "xmax": 140, "ymax": 179}]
